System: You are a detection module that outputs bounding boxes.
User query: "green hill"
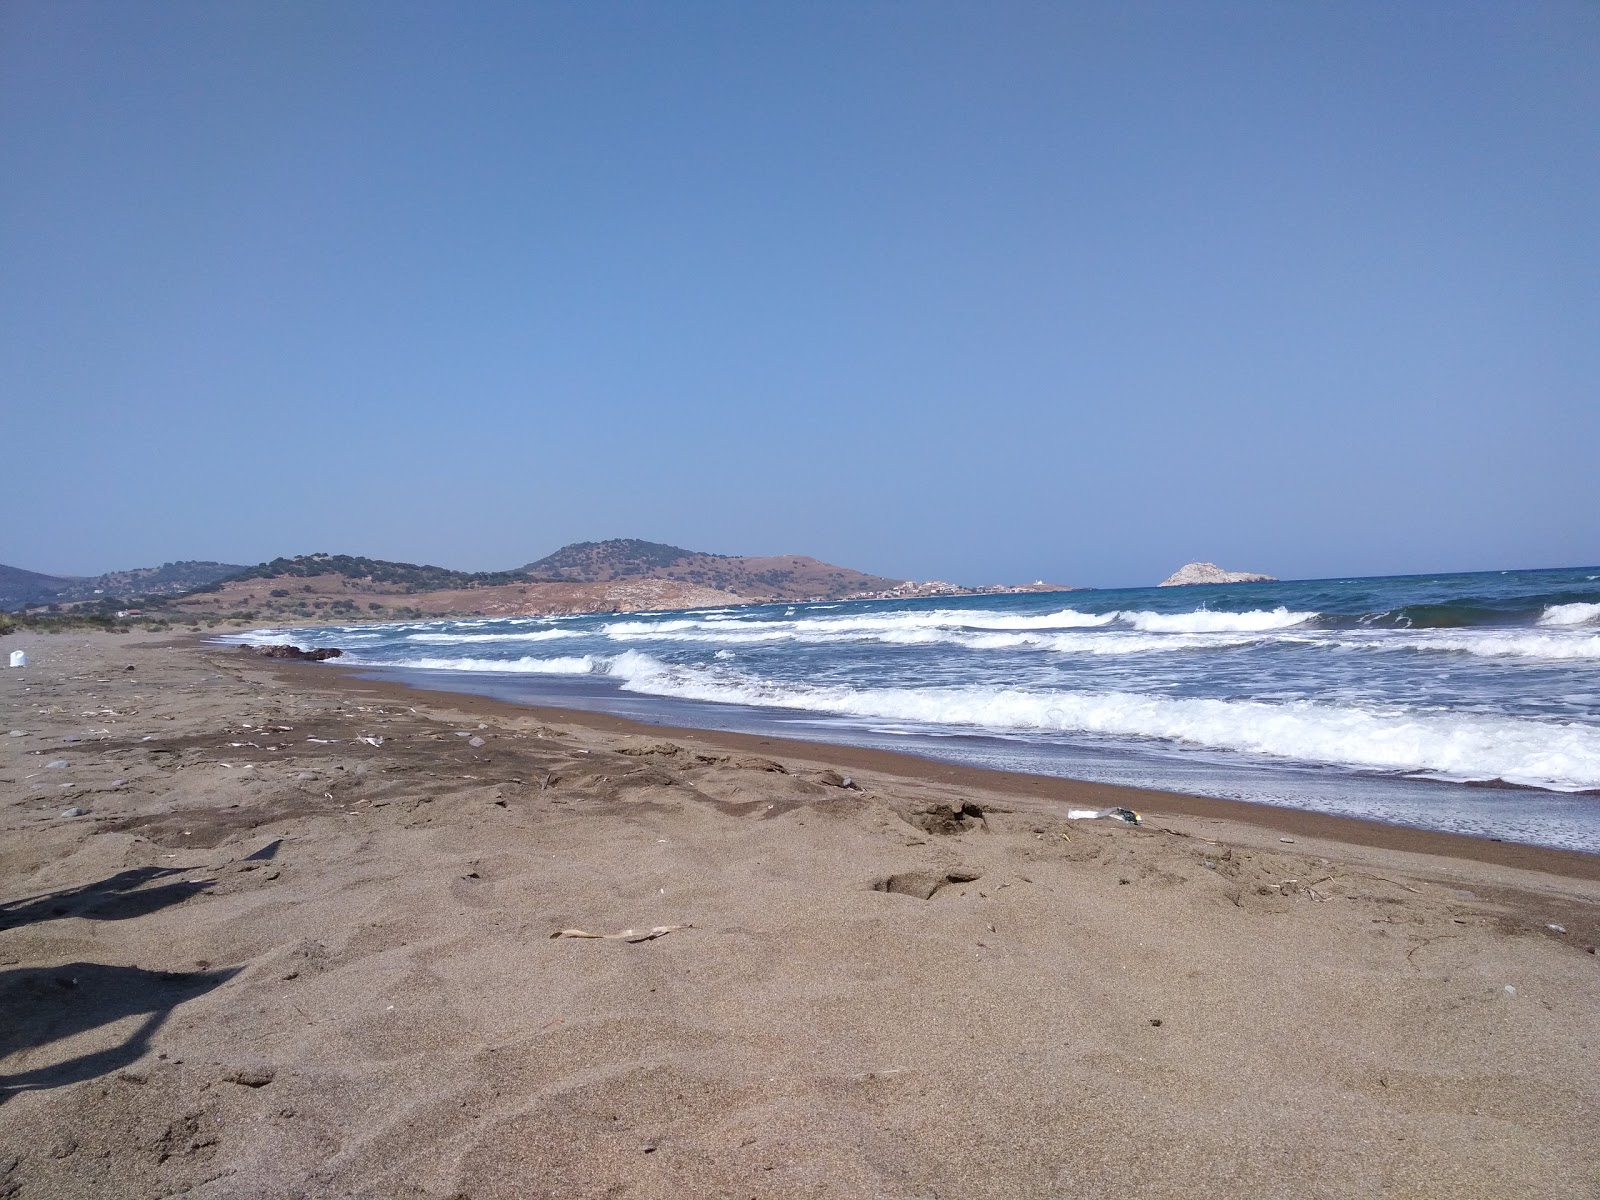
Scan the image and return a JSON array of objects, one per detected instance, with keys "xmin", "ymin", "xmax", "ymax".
[
  {"xmin": 520, "ymin": 539, "xmax": 712, "ymax": 581},
  {"xmin": 223, "ymin": 553, "xmax": 523, "ymax": 592}
]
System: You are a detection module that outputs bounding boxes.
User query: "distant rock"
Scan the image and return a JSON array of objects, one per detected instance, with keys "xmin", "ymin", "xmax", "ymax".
[
  {"xmin": 240, "ymin": 644, "xmax": 344, "ymax": 661},
  {"xmin": 1159, "ymin": 562, "xmax": 1277, "ymax": 587}
]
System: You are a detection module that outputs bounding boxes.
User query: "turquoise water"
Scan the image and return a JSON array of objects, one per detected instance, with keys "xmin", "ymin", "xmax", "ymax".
[{"xmin": 230, "ymin": 566, "xmax": 1600, "ymax": 851}]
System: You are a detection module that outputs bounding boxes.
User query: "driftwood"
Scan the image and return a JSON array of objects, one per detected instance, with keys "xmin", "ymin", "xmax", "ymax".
[{"xmin": 550, "ymin": 924, "xmax": 689, "ymax": 943}]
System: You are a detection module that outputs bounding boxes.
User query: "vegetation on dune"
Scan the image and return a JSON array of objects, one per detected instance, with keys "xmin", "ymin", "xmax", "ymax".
[
  {"xmin": 1, "ymin": 559, "xmax": 245, "ymax": 610},
  {"xmin": 520, "ymin": 538, "xmax": 710, "ymax": 580},
  {"xmin": 219, "ymin": 554, "xmax": 525, "ymax": 592},
  {"xmin": 0, "ymin": 609, "xmax": 173, "ymax": 635}
]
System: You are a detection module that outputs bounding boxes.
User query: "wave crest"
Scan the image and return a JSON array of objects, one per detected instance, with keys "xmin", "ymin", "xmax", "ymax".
[
  {"xmin": 1539, "ymin": 602, "xmax": 1600, "ymax": 627},
  {"xmin": 596, "ymin": 655, "xmax": 1600, "ymax": 792}
]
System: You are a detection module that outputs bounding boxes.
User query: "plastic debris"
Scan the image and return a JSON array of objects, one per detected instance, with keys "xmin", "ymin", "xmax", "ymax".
[
  {"xmin": 60, "ymin": 807, "xmax": 86, "ymax": 818},
  {"xmin": 468, "ymin": 736, "xmax": 486, "ymax": 748},
  {"xmin": 1066, "ymin": 807, "xmax": 1141, "ymax": 825},
  {"xmin": 1547, "ymin": 923, "xmax": 1567, "ymax": 934},
  {"xmin": 551, "ymin": 924, "xmax": 689, "ymax": 943},
  {"xmin": 45, "ymin": 760, "xmax": 68, "ymax": 769},
  {"xmin": 358, "ymin": 736, "xmax": 384, "ymax": 747},
  {"xmin": 9, "ymin": 651, "xmax": 26, "ymax": 668}
]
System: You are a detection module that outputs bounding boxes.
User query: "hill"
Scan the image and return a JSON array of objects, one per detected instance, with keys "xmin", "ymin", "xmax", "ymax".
[
  {"xmin": 64, "ymin": 560, "xmax": 246, "ymax": 601},
  {"xmin": 0, "ymin": 564, "xmax": 75, "ymax": 610},
  {"xmin": 227, "ymin": 554, "xmax": 523, "ymax": 591},
  {"xmin": 519, "ymin": 538, "xmax": 902, "ymax": 601},
  {"xmin": 157, "ymin": 542, "xmax": 907, "ymax": 621},
  {"xmin": 522, "ymin": 539, "xmax": 707, "ymax": 580},
  {"xmin": 1, "ymin": 560, "xmax": 247, "ymax": 610},
  {"xmin": 7, "ymin": 541, "xmax": 1082, "ymax": 625}
]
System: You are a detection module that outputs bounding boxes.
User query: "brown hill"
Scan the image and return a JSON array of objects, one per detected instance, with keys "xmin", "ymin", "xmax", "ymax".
[
  {"xmin": 165, "ymin": 574, "xmax": 745, "ymax": 622},
  {"xmin": 520, "ymin": 538, "xmax": 902, "ymax": 601},
  {"xmin": 157, "ymin": 542, "xmax": 907, "ymax": 623}
]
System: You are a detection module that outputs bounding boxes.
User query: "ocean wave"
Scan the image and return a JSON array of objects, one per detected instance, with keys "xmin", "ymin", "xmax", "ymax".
[
  {"xmin": 1407, "ymin": 633, "xmax": 1600, "ymax": 660},
  {"xmin": 596, "ymin": 606, "xmax": 1312, "ymax": 645},
  {"xmin": 384, "ymin": 654, "xmax": 609, "ymax": 674},
  {"xmin": 215, "ymin": 629, "xmax": 301, "ymax": 645},
  {"xmin": 599, "ymin": 623, "xmax": 1268, "ymax": 655},
  {"xmin": 600, "ymin": 607, "xmax": 1118, "ymax": 639},
  {"xmin": 1539, "ymin": 602, "xmax": 1600, "ymax": 627},
  {"xmin": 1322, "ymin": 630, "xmax": 1600, "ymax": 661},
  {"xmin": 405, "ymin": 629, "xmax": 580, "ymax": 644},
  {"xmin": 595, "ymin": 654, "xmax": 1600, "ymax": 792},
  {"xmin": 1117, "ymin": 607, "xmax": 1315, "ymax": 633}
]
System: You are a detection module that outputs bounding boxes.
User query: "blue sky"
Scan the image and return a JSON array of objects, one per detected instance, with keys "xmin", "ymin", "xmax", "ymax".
[{"xmin": 3, "ymin": 1, "xmax": 1596, "ymax": 587}]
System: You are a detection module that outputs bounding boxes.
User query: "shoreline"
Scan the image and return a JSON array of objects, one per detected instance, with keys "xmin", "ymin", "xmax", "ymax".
[
  {"xmin": 252, "ymin": 651, "xmax": 1600, "ymax": 883},
  {"xmin": 5, "ymin": 630, "xmax": 1598, "ymax": 1197}
]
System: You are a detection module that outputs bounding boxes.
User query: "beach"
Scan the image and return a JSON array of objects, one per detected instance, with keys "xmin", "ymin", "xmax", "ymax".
[{"xmin": 2, "ymin": 631, "xmax": 1597, "ymax": 1198}]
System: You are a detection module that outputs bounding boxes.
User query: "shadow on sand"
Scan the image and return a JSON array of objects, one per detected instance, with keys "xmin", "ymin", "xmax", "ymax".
[
  {"xmin": 0, "ymin": 867, "xmax": 213, "ymax": 933},
  {"xmin": 0, "ymin": 961, "xmax": 239, "ymax": 1099}
]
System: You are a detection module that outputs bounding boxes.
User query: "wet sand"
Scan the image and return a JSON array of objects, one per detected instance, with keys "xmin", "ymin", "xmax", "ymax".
[{"xmin": 2, "ymin": 631, "xmax": 1597, "ymax": 1198}]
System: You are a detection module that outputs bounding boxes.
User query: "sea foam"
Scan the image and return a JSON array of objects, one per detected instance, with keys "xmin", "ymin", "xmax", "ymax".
[
  {"xmin": 597, "ymin": 654, "xmax": 1600, "ymax": 792},
  {"xmin": 1540, "ymin": 602, "xmax": 1600, "ymax": 627},
  {"xmin": 363, "ymin": 648, "xmax": 1600, "ymax": 792},
  {"xmin": 405, "ymin": 629, "xmax": 580, "ymax": 644}
]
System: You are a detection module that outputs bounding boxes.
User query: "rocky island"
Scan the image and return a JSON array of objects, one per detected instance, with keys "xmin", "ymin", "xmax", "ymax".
[{"xmin": 1159, "ymin": 561, "xmax": 1278, "ymax": 587}]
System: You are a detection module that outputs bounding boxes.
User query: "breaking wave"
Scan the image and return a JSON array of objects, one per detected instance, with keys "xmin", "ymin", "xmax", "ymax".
[
  {"xmin": 602, "ymin": 658, "xmax": 1600, "ymax": 792},
  {"xmin": 1117, "ymin": 607, "xmax": 1314, "ymax": 633},
  {"xmin": 1540, "ymin": 602, "xmax": 1600, "ymax": 627},
  {"xmin": 360, "ymin": 649, "xmax": 1600, "ymax": 792},
  {"xmin": 404, "ymin": 629, "xmax": 580, "ymax": 644},
  {"xmin": 390, "ymin": 654, "xmax": 608, "ymax": 674},
  {"xmin": 1349, "ymin": 631, "xmax": 1600, "ymax": 661},
  {"xmin": 596, "ymin": 606, "xmax": 1311, "ymax": 648}
]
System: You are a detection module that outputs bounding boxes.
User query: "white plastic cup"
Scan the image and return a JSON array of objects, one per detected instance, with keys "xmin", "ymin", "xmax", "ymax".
[{"xmin": 8, "ymin": 651, "xmax": 26, "ymax": 668}]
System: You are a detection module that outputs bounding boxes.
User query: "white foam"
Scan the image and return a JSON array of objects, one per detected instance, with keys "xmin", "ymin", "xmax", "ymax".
[
  {"xmin": 597, "ymin": 623, "xmax": 1263, "ymax": 655},
  {"xmin": 1331, "ymin": 631, "xmax": 1600, "ymax": 661},
  {"xmin": 1539, "ymin": 602, "xmax": 1600, "ymax": 627},
  {"xmin": 388, "ymin": 654, "xmax": 608, "ymax": 674},
  {"xmin": 214, "ymin": 628, "xmax": 328, "ymax": 646},
  {"xmin": 596, "ymin": 654, "xmax": 1600, "ymax": 792},
  {"xmin": 405, "ymin": 629, "xmax": 579, "ymax": 644},
  {"xmin": 1118, "ymin": 607, "xmax": 1316, "ymax": 633},
  {"xmin": 591, "ymin": 606, "xmax": 1316, "ymax": 654},
  {"xmin": 600, "ymin": 607, "xmax": 1119, "ymax": 641}
]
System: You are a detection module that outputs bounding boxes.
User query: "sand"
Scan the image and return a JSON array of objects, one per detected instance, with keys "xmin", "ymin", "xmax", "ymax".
[{"xmin": 1, "ymin": 632, "xmax": 1597, "ymax": 1198}]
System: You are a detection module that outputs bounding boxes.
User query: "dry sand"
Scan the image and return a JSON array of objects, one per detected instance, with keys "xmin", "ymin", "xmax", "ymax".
[{"xmin": 1, "ymin": 632, "xmax": 1597, "ymax": 1198}]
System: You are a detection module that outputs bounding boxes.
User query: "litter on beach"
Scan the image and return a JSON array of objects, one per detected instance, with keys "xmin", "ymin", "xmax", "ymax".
[
  {"xmin": 551, "ymin": 924, "xmax": 690, "ymax": 943},
  {"xmin": 1066, "ymin": 807, "xmax": 1142, "ymax": 825}
]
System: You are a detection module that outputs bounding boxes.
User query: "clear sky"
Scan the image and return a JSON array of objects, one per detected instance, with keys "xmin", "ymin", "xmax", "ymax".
[{"xmin": 3, "ymin": 2, "xmax": 1596, "ymax": 587}]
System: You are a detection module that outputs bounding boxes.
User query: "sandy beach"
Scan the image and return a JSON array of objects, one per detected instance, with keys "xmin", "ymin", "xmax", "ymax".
[{"xmin": 2, "ymin": 631, "xmax": 1597, "ymax": 1198}]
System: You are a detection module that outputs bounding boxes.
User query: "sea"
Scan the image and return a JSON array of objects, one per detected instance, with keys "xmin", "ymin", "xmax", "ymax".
[{"xmin": 223, "ymin": 566, "xmax": 1600, "ymax": 853}]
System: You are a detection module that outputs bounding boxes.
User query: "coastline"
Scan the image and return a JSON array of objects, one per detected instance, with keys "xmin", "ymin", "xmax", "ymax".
[
  {"xmin": 294, "ymin": 655, "xmax": 1600, "ymax": 883},
  {"xmin": 3, "ymin": 630, "xmax": 1598, "ymax": 1197}
]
